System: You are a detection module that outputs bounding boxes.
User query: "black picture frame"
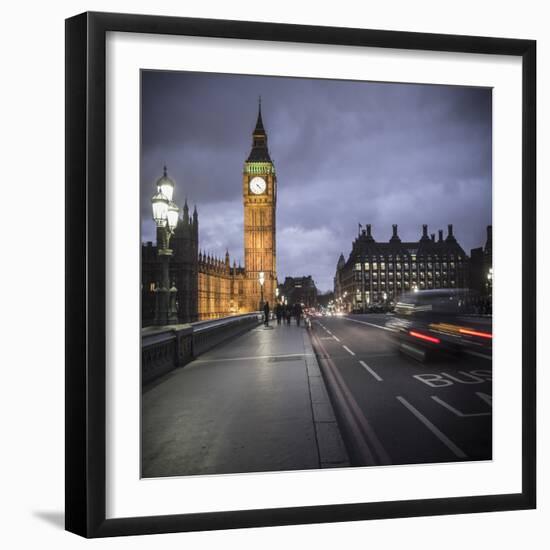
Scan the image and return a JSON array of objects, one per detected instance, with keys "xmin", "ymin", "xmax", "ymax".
[{"xmin": 65, "ymin": 11, "xmax": 536, "ymax": 538}]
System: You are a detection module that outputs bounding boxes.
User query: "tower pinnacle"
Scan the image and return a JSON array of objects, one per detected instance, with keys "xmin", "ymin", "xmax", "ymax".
[{"xmin": 247, "ymin": 99, "xmax": 271, "ymax": 162}]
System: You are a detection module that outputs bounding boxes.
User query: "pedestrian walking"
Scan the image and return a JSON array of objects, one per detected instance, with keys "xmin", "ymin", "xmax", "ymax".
[
  {"xmin": 275, "ymin": 303, "xmax": 283, "ymax": 325},
  {"xmin": 294, "ymin": 302, "xmax": 303, "ymax": 326},
  {"xmin": 263, "ymin": 301, "xmax": 270, "ymax": 327},
  {"xmin": 285, "ymin": 304, "xmax": 292, "ymax": 325}
]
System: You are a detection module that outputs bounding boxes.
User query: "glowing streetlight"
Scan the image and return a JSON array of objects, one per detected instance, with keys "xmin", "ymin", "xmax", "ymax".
[
  {"xmin": 151, "ymin": 166, "xmax": 179, "ymax": 325},
  {"xmin": 258, "ymin": 271, "xmax": 265, "ymax": 310}
]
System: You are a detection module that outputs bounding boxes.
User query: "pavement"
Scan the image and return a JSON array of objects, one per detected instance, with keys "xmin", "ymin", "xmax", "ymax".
[
  {"xmin": 142, "ymin": 319, "xmax": 349, "ymax": 478},
  {"xmin": 310, "ymin": 313, "xmax": 492, "ymax": 467}
]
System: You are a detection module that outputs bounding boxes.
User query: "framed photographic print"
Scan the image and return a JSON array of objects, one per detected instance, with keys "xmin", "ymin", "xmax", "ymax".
[{"xmin": 65, "ymin": 11, "xmax": 536, "ymax": 538}]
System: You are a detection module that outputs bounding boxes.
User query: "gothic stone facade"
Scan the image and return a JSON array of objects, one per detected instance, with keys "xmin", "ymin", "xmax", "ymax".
[{"xmin": 334, "ymin": 223, "xmax": 469, "ymax": 311}]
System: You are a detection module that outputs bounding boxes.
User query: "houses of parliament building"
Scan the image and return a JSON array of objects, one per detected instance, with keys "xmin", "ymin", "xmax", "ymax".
[{"xmin": 142, "ymin": 102, "xmax": 277, "ymax": 326}]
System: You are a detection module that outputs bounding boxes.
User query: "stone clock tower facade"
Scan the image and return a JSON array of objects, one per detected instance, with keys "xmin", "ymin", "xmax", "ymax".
[{"xmin": 243, "ymin": 101, "xmax": 277, "ymax": 311}]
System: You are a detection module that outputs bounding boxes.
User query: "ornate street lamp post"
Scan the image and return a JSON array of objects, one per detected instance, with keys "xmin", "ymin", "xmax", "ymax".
[
  {"xmin": 258, "ymin": 271, "xmax": 265, "ymax": 311},
  {"xmin": 487, "ymin": 267, "xmax": 493, "ymax": 294},
  {"xmin": 151, "ymin": 167, "xmax": 180, "ymax": 326}
]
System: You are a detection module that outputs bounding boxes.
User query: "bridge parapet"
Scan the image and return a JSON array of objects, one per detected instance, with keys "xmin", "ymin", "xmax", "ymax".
[{"xmin": 142, "ymin": 313, "xmax": 261, "ymax": 385}]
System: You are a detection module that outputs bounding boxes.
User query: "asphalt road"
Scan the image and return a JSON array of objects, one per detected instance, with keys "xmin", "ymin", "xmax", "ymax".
[{"xmin": 310, "ymin": 313, "xmax": 492, "ymax": 467}]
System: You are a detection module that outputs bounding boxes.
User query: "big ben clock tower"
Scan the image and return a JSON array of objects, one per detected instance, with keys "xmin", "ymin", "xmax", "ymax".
[{"xmin": 243, "ymin": 99, "xmax": 277, "ymax": 311}]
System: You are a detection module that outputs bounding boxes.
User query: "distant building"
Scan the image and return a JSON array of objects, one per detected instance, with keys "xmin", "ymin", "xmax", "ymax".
[
  {"xmin": 334, "ymin": 224, "xmax": 469, "ymax": 311},
  {"xmin": 469, "ymin": 225, "xmax": 493, "ymax": 298},
  {"xmin": 278, "ymin": 276, "xmax": 318, "ymax": 308}
]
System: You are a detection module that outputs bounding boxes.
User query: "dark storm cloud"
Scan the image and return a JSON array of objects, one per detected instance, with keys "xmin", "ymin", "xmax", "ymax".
[{"xmin": 141, "ymin": 71, "xmax": 492, "ymax": 292}]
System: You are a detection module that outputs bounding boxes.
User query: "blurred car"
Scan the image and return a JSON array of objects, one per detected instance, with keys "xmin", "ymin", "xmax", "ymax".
[{"xmin": 385, "ymin": 289, "xmax": 492, "ymax": 361}]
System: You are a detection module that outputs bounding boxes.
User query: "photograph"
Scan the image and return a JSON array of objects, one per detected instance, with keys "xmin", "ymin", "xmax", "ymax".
[{"xmin": 140, "ymin": 70, "xmax": 493, "ymax": 478}]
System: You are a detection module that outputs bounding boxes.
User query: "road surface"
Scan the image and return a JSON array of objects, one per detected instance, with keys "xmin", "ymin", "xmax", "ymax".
[{"xmin": 310, "ymin": 313, "xmax": 492, "ymax": 467}]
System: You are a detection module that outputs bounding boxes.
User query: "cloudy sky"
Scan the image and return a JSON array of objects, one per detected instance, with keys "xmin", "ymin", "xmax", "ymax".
[{"xmin": 141, "ymin": 71, "xmax": 492, "ymax": 292}]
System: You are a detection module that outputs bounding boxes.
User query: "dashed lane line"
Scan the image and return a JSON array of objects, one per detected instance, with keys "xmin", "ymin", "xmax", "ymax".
[
  {"xmin": 396, "ymin": 396, "xmax": 468, "ymax": 459},
  {"xmin": 332, "ymin": 335, "xmax": 341, "ymax": 342},
  {"xmin": 342, "ymin": 345, "xmax": 356, "ymax": 356},
  {"xmin": 359, "ymin": 360, "xmax": 383, "ymax": 382}
]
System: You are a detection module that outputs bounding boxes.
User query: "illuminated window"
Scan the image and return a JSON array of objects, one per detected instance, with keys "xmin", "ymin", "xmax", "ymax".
[
  {"xmin": 372, "ymin": 262, "xmax": 378, "ymax": 270},
  {"xmin": 364, "ymin": 263, "xmax": 370, "ymax": 270},
  {"xmin": 380, "ymin": 263, "xmax": 386, "ymax": 270},
  {"xmin": 396, "ymin": 263, "xmax": 401, "ymax": 270},
  {"xmin": 149, "ymin": 282, "xmax": 156, "ymax": 291},
  {"xmin": 355, "ymin": 263, "xmax": 361, "ymax": 271}
]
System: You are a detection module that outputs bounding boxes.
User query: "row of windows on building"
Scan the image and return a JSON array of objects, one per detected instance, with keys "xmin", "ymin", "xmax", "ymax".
[
  {"xmin": 353, "ymin": 273, "xmax": 461, "ymax": 283},
  {"xmin": 353, "ymin": 260, "xmax": 464, "ymax": 271},
  {"xmin": 354, "ymin": 280, "xmax": 458, "ymax": 293}
]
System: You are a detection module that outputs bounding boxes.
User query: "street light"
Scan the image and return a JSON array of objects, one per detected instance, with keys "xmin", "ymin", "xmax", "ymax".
[
  {"xmin": 258, "ymin": 271, "xmax": 265, "ymax": 310},
  {"xmin": 486, "ymin": 267, "xmax": 493, "ymax": 296},
  {"xmin": 275, "ymin": 287, "xmax": 280, "ymax": 302},
  {"xmin": 152, "ymin": 167, "xmax": 179, "ymax": 326}
]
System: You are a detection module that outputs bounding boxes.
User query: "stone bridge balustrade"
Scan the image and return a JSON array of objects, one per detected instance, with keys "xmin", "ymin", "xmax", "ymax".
[{"xmin": 141, "ymin": 313, "xmax": 261, "ymax": 385}]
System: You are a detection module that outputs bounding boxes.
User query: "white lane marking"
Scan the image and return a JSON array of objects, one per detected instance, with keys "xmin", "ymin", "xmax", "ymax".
[
  {"xmin": 342, "ymin": 345, "xmax": 355, "ymax": 356},
  {"xmin": 332, "ymin": 335, "xmax": 341, "ymax": 342},
  {"xmin": 475, "ymin": 392, "xmax": 493, "ymax": 406},
  {"xmin": 326, "ymin": 329, "xmax": 333, "ymax": 335},
  {"xmin": 463, "ymin": 349, "xmax": 492, "ymax": 361},
  {"xmin": 359, "ymin": 360, "xmax": 383, "ymax": 382},
  {"xmin": 431, "ymin": 395, "xmax": 491, "ymax": 417},
  {"xmin": 344, "ymin": 317, "xmax": 393, "ymax": 332},
  {"xmin": 396, "ymin": 396, "xmax": 468, "ymax": 459}
]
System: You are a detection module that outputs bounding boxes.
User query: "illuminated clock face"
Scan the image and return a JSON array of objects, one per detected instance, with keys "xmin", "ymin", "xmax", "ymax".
[{"xmin": 249, "ymin": 176, "xmax": 267, "ymax": 195}]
